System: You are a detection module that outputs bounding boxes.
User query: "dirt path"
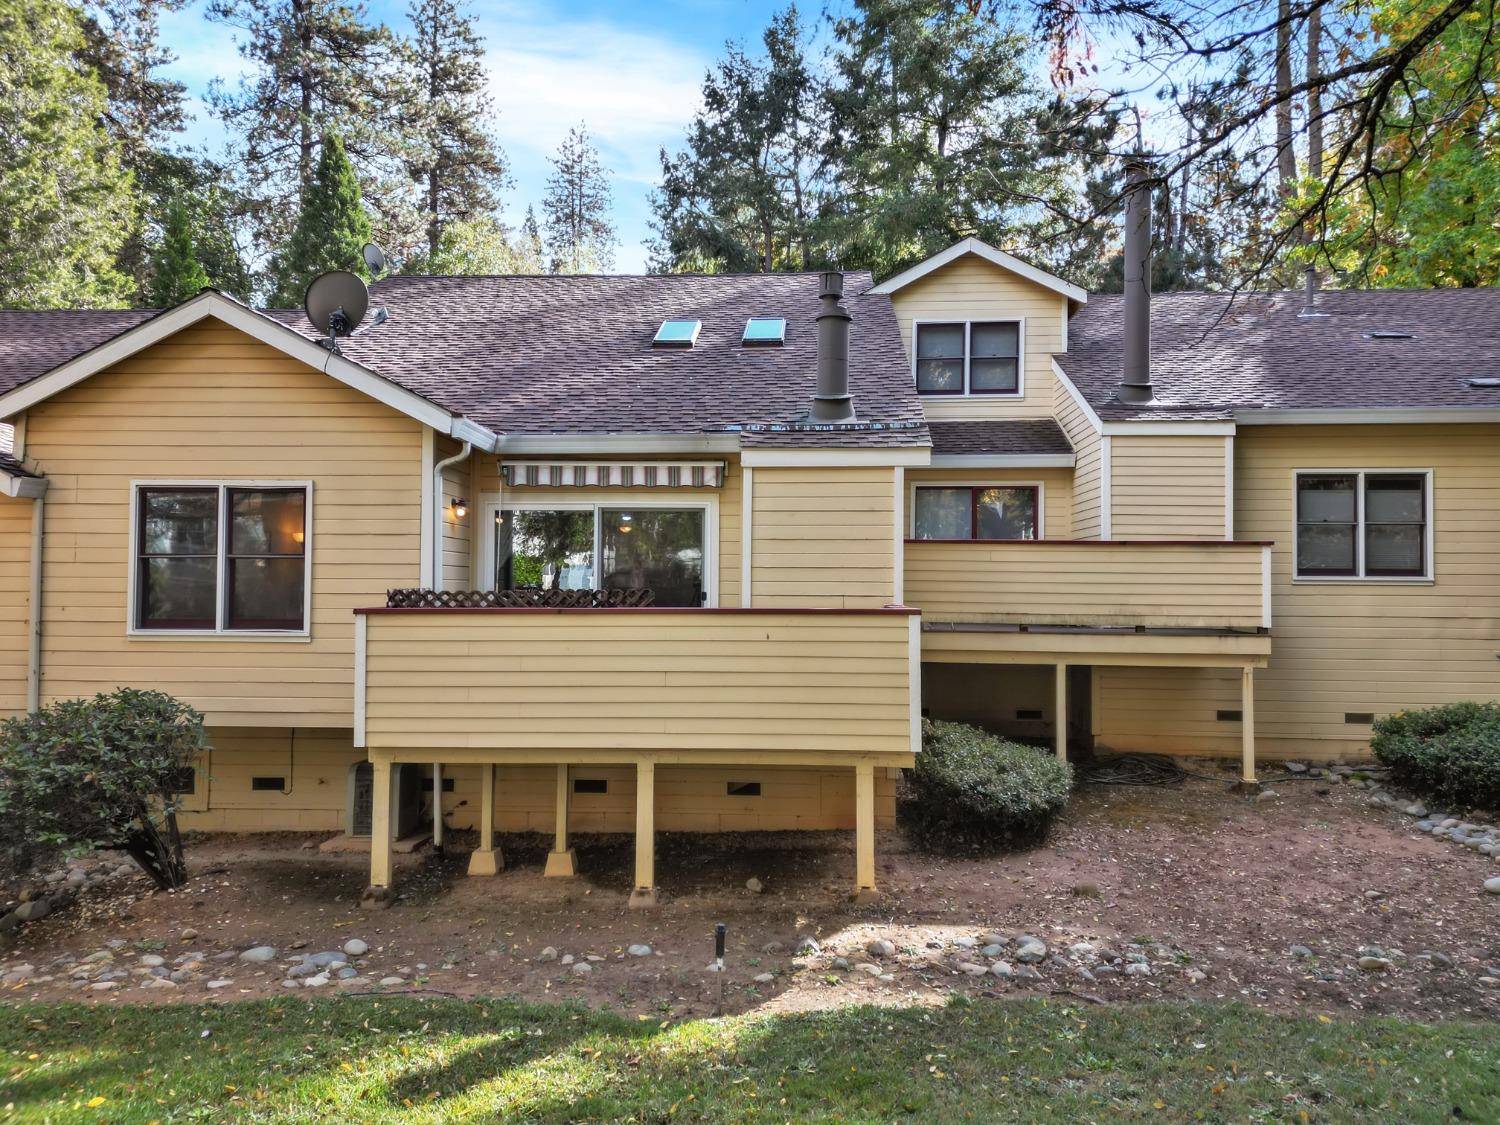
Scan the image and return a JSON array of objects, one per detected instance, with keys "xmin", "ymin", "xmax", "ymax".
[{"xmin": 3, "ymin": 771, "xmax": 1497, "ymax": 1023}]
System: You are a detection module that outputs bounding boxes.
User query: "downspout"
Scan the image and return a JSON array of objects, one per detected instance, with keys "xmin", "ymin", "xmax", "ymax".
[
  {"xmin": 432, "ymin": 440, "xmax": 471, "ymax": 591},
  {"xmin": 26, "ymin": 495, "xmax": 43, "ymax": 713}
]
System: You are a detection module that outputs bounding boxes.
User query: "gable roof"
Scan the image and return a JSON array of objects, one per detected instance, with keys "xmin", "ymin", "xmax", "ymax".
[
  {"xmin": 868, "ymin": 238, "xmax": 1088, "ymax": 306},
  {"xmin": 0, "ymin": 274, "xmax": 929, "ymax": 451},
  {"xmin": 1060, "ymin": 288, "xmax": 1500, "ymax": 422}
]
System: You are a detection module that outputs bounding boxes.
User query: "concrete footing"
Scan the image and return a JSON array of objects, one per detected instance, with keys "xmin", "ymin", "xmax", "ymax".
[{"xmin": 544, "ymin": 849, "xmax": 577, "ymax": 877}]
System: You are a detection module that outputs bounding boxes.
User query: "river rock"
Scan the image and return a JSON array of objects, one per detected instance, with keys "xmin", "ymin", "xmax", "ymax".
[
  {"xmin": 238, "ymin": 946, "xmax": 276, "ymax": 963},
  {"xmin": 866, "ymin": 939, "xmax": 896, "ymax": 959},
  {"xmin": 1015, "ymin": 938, "xmax": 1047, "ymax": 963},
  {"xmin": 1484, "ymin": 877, "xmax": 1500, "ymax": 895},
  {"xmin": 537, "ymin": 947, "xmax": 559, "ymax": 962},
  {"xmin": 627, "ymin": 944, "xmax": 652, "ymax": 957},
  {"xmin": 342, "ymin": 939, "xmax": 368, "ymax": 957}
]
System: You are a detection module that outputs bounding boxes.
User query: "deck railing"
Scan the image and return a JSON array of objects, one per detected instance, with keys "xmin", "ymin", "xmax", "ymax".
[
  {"xmin": 353, "ymin": 605, "xmax": 920, "ymax": 761},
  {"xmin": 902, "ymin": 539, "xmax": 1272, "ymax": 632}
]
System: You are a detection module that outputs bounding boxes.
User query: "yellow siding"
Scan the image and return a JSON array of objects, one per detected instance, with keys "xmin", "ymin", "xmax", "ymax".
[
  {"xmin": 0, "ymin": 496, "xmax": 32, "ymax": 715},
  {"xmin": 751, "ymin": 466, "xmax": 896, "ymax": 608},
  {"xmin": 888, "ymin": 254, "xmax": 1067, "ymax": 420},
  {"xmin": 922, "ymin": 662, "xmax": 1055, "ymax": 740},
  {"xmin": 904, "ymin": 540, "xmax": 1266, "ymax": 629},
  {"xmin": 1110, "ymin": 434, "xmax": 1229, "ymax": 539},
  {"xmin": 1096, "ymin": 423, "xmax": 1500, "ymax": 759},
  {"xmin": 475, "ymin": 456, "xmax": 744, "ymax": 606},
  {"xmin": 23, "ymin": 322, "xmax": 424, "ymax": 726},
  {"xmin": 436, "ymin": 435, "xmax": 472, "ymax": 590},
  {"xmin": 1054, "ymin": 376, "xmax": 1103, "ymax": 538},
  {"xmin": 904, "ymin": 468, "xmax": 1073, "ymax": 541},
  {"xmin": 362, "ymin": 610, "xmax": 916, "ymax": 758},
  {"xmin": 178, "ymin": 726, "xmax": 365, "ymax": 831}
]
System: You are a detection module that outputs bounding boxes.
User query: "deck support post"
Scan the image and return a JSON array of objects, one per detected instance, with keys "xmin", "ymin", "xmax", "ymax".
[
  {"xmin": 1054, "ymin": 663, "xmax": 1069, "ymax": 762},
  {"xmin": 628, "ymin": 760, "xmax": 657, "ymax": 908},
  {"xmin": 853, "ymin": 762, "xmax": 879, "ymax": 903},
  {"xmin": 431, "ymin": 763, "xmax": 444, "ymax": 853},
  {"xmin": 362, "ymin": 758, "xmax": 394, "ymax": 907},
  {"xmin": 467, "ymin": 763, "xmax": 500, "ymax": 875},
  {"xmin": 545, "ymin": 763, "xmax": 577, "ymax": 877},
  {"xmin": 1240, "ymin": 665, "xmax": 1258, "ymax": 786}
]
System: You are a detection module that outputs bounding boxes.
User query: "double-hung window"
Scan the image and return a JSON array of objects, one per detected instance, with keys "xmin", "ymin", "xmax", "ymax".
[
  {"xmin": 912, "ymin": 486, "xmax": 1039, "ymax": 540},
  {"xmin": 1295, "ymin": 471, "xmax": 1429, "ymax": 579},
  {"xmin": 134, "ymin": 483, "xmax": 311, "ymax": 633},
  {"xmin": 914, "ymin": 321, "xmax": 1021, "ymax": 395}
]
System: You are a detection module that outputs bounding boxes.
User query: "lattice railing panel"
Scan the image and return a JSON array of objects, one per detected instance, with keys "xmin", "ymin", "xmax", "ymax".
[{"xmin": 385, "ymin": 588, "xmax": 657, "ymax": 609}]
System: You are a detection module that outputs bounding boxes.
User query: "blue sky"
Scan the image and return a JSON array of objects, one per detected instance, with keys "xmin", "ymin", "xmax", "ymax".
[{"xmin": 157, "ymin": 0, "xmax": 863, "ymax": 271}]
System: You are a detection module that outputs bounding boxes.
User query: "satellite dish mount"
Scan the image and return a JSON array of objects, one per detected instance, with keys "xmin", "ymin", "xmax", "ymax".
[{"xmin": 303, "ymin": 270, "xmax": 370, "ymax": 353}]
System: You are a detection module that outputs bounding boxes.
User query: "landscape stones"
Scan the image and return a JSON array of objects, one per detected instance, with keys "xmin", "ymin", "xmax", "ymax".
[
  {"xmin": 342, "ymin": 939, "xmax": 369, "ymax": 957},
  {"xmin": 238, "ymin": 946, "xmax": 276, "ymax": 963},
  {"xmin": 180, "ymin": 928, "xmax": 199, "ymax": 942},
  {"xmin": 831, "ymin": 957, "xmax": 850, "ymax": 971},
  {"xmin": 753, "ymin": 972, "xmax": 775, "ymax": 983},
  {"xmin": 1484, "ymin": 877, "xmax": 1500, "ymax": 895},
  {"xmin": 627, "ymin": 944, "xmax": 653, "ymax": 957},
  {"xmin": 13, "ymin": 900, "xmax": 50, "ymax": 923},
  {"xmin": 90, "ymin": 981, "xmax": 122, "ymax": 991},
  {"xmin": 1357, "ymin": 956, "xmax": 1394, "ymax": 972},
  {"xmin": 379, "ymin": 977, "xmax": 406, "ymax": 987},
  {"xmin": 1014, "ymin": 964, "xmax": 1043, "ymax": 981},
  {"xmin": 795, "ymin": 936, "xmax": 821, "ymax": 956},
  {"xmin": 979, "ymin": 943, "xmax": 1006, "ymax": 958},
  {"xmin": 1015, "ymin": 938, "xmax": 1047, "ymax": 963},
  {"xmin": 570, "ymin": 962, "xmax": 593, "ymax": 976},
  {"xmin": 206, "ymin": 979, "xmax": 234, "ymax": 990},
  {"xmin": 337, "ymin": 967, "xmax": 359, "ymax": 980},
  {"xmin": 139, "ymin": 954, "xmax": 165, "ymax": 968},
  {"xmin": 989, "ymin": 961, "xmax": 1014, "ymax": 978},
  {"xmin": 854, "ymin": 963, "xmax": 883, "ymax": 977},
  {"xmin": 866, "ymin": 939, "xmax": 896, "ymax": 959},
  {"xmin": 745, "ymin": 877, "xmax": 763, "ymax": 894},
  {"xmin": 1289, "ymin": 945, "xmax": 1314, "ymax": 959},
  {"xmin": 537, "ymin": 947, "xmax": 559, "ymax": 962},
  {"xmin": 956, "ymin": 961, "xmax": 988, "ymax": 977}
]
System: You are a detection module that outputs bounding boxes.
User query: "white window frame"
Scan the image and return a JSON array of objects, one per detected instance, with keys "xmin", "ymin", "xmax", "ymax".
[
  {"xmin": 907, "ymin": 479, "xmax": 1046, "ymax": 540},
  {"xmin": 911, "ymin": 318, "xmax": 1025, "ymax": 398},
  {"xmin": 127, "ymin": 480, "xmax": 314, "ymax": 640},
  {"xmin": 477, "ymin": 494, "xmax": 719, "ymax": 607},
  {"xmin": 1292, "ymin": 468, "xmax": 1434, "ymax": 583}
]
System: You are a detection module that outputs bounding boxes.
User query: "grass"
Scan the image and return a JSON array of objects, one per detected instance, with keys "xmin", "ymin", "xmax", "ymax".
[{"xmin": 1, "ymin": 995, "xmax": 1495, "ymax": 1123}]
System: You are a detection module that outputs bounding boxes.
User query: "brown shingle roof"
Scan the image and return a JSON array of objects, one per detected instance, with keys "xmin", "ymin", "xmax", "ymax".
[
  {"xmin": 1062, "ymin": 288, "xmax": 1500, "ymax": 420},
  {"xmin": 275, "ymin": 271, "xmax": 927, "ymax": 444},
  {"xmin": 0, "ymin": 309, "xmax": 157, "ymax": 395},
  {"xmin": 928, "ymin": 419, "xmax": 1072, "ymax": 457}
]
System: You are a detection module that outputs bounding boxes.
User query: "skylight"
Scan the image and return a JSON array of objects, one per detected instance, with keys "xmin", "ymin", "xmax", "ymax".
[
  {"xmin": 654, "ymin": 319, "xmax": 702, "ymax": 347},
  {"xmin": 743, "ymin": 317, "xmax": 787, "ymax": 346}
]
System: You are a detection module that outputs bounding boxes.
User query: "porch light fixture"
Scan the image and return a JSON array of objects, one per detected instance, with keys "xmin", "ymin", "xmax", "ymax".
[
  {"xmin": 617, "ymin": 513, "xmax": 634, "ymax": 534},
  {"xmin": 451, "ymin": 497, "xmax": 468, "ymax": 519}
]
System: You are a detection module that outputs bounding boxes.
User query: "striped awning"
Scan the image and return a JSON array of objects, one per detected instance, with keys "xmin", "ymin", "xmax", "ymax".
[{"xmin": 500, "ymin": 461, "xmax": 728, "ymax": 488}]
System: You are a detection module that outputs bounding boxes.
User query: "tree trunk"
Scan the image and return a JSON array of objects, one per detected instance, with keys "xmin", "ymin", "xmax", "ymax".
[
  {"xmin": 1307, "ymin": 2, "xmax": 1324, "ymax": 183},
  {"xmin": 1274, "ymin": 0, "xmax": 1298, "ymax": 200},
  {"xmin": 294, "ymin": 0, "xmax": 314, "ymax": 204},
  {"xmin": 119, "ymin": 810, "xmax": 187, "ymax": 891}
]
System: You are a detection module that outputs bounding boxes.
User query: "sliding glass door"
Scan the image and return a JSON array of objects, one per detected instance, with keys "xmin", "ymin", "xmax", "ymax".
[{"xmin": 489, "ymin": 504, "xmax": 709, "ymax": 607}]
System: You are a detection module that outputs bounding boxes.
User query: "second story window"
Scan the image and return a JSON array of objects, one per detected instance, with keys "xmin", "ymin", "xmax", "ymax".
[
  {"xmin": 1295, "ymin": 471, "xmax": 1430, "ymax": 579},
  {"xmin": 914, "ymin": 321, "xmax": 1021, "ymax": 396},
  {"xmin": 134, "ymin": 483, "xmax": 310, "ymax": 634},
  {"xmin": 913, "ymin": 486, "xmax": 1039, "ymax": 540}
]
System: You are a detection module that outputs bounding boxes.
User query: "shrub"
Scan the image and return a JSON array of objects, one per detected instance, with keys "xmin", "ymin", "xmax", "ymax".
[
  {"xmin": 1371, "ymin": 702, "xmax": 1500, "ymax": 810},
  {"xmin": 0, "ymin": 689, "xmax": 205, "ymax": 888},
  {"xmin": 898, "ymin": 719, "xmax": 1073, "ymax": 853}
]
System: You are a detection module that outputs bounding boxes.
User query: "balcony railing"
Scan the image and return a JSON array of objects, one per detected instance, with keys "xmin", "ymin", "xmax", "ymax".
[
  {"xmin": 903, "ymin": 539, "xmax": 1272, "ymax": 632},
  {"xmin": 353, "ymin": 605, "xmax": 919, "ymax": 762}
]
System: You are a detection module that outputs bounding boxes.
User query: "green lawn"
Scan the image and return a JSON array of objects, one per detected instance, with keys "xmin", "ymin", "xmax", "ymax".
[{"xmin": 1, "ymin": 995, "xmax": 1495, "ymax": 1123}]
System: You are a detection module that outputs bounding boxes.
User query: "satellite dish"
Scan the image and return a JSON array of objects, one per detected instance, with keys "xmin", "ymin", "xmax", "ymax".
[
  {"xmin": 303, "ymin": 270, "xmax": 369, "ymax": 344},
  {"xmin": 362, "ymin": 242, "xmax": 387, "ymax": 274}
]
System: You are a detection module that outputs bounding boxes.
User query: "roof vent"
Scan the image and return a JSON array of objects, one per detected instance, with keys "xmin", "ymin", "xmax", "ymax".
[
  {"xmin": 1363, "ymin": 331, "xmax": 1414, "ymax": 340},
  {"xmin": 1297, "ymin": 265, "xmax": 1330, "ymax": 319},
  {"xmin": 654, "ymin": 319, "xmax": 701, "ymax": 348},
  {"xmin": 743, "ymin": 317, "xmax": 786, "ymax": 346},
  {"xmin": 1467, "ymin": 377, "xmax": 1500, "ymax": 388}
]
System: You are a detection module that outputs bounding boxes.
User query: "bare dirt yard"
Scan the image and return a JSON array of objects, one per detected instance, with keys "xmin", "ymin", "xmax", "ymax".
[{"xmin": 3, "ymin": 766, "xmax": 1498, "ymax": 1025}]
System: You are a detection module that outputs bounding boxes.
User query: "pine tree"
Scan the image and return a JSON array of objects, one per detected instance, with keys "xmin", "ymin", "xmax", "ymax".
[
  {"xmin": 148, "ymin": 196, "xmax": 211, "ymax": 305},
  {"xmin": 542, "ymin": 124, "xmax": 616, "ymax": 273},
  {"xmin": 0, "ymin": 0, "xmax": 135, "ymax": 307},
  {"xmin": 651, "ymin": 6, "xmax": 827, "ymax": 273},
  {"xmin": 403, "ymin": 0, "xmax": 508, "ymax": 264},
  {"xmin": 76, "ymin": 0, "xmax": 190, "ymax": 301},
  {"xmin": 207, "ymin": 0, "xmax": 401, "ymax": 258},
  {"xmin": 267, "ymin": 132, "xmax": 372, "ymax": 306}
]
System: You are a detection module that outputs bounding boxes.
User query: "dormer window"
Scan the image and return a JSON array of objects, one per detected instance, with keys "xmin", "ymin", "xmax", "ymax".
[
  {"xmin": 743, "ymin": 317, "xmax": 786, "ymax": 346},
  {"xmin": 654, "ymin": 319, "xmax": 702, "ymax": 348},
  {"xmin": 915, "ymin": 320, "xmax": 1022, "ymax": 395}
]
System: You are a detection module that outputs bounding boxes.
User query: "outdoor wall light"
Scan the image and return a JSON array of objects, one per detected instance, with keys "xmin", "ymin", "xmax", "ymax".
[{"xmin": 451, "ymin": 498, "xmax": 468, "ymax": 519}]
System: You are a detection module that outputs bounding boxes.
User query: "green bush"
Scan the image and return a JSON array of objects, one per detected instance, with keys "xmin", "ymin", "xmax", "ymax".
[
  {"xmin": 898, "ymin": 719, "xmax": 1073, "ymax": 853},
  {"xmin": 0, "ymin": 689, "xmax": 205, "ymax": 888},
  {"xmin": 1371, "ymin": 702, "xmax": 1500, "ymax": 809}
]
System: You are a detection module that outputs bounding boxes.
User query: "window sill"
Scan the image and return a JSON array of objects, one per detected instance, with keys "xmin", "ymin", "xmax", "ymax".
[
  {"xmin": 917, "ymin": 391, "xmax": 1023, "ymax": 399},
  {"xmin": 1290, "ymin": 576, "xmax": 1434, "ymax": 586},
  {"xmin": 127, "ymin": 629, "xmax": 313, "ymax": 642}
]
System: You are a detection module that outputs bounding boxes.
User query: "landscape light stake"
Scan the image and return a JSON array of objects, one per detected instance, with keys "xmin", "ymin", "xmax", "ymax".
[{"xmin": 714, "ymin": 922, "xmax": 727, "ymax": 1015}]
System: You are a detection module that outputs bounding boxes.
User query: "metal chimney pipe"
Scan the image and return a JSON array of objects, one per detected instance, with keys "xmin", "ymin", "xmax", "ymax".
[
  {"xmin": 810, "ymin": 270, "xmax": 856, "ymax": 422},
  {"xmin": 1303, "ymin": 265, "xmax": 1318, "ymax": 309},
  {"xmin": 1119, "ymin": 159, "xmax": 1154, "ymax": 405}
]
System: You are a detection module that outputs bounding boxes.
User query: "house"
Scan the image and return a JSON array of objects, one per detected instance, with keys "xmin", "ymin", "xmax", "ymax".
[{"xmin": 1, "ymin": 178, "xmax": 1497, "ymax": 906}]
